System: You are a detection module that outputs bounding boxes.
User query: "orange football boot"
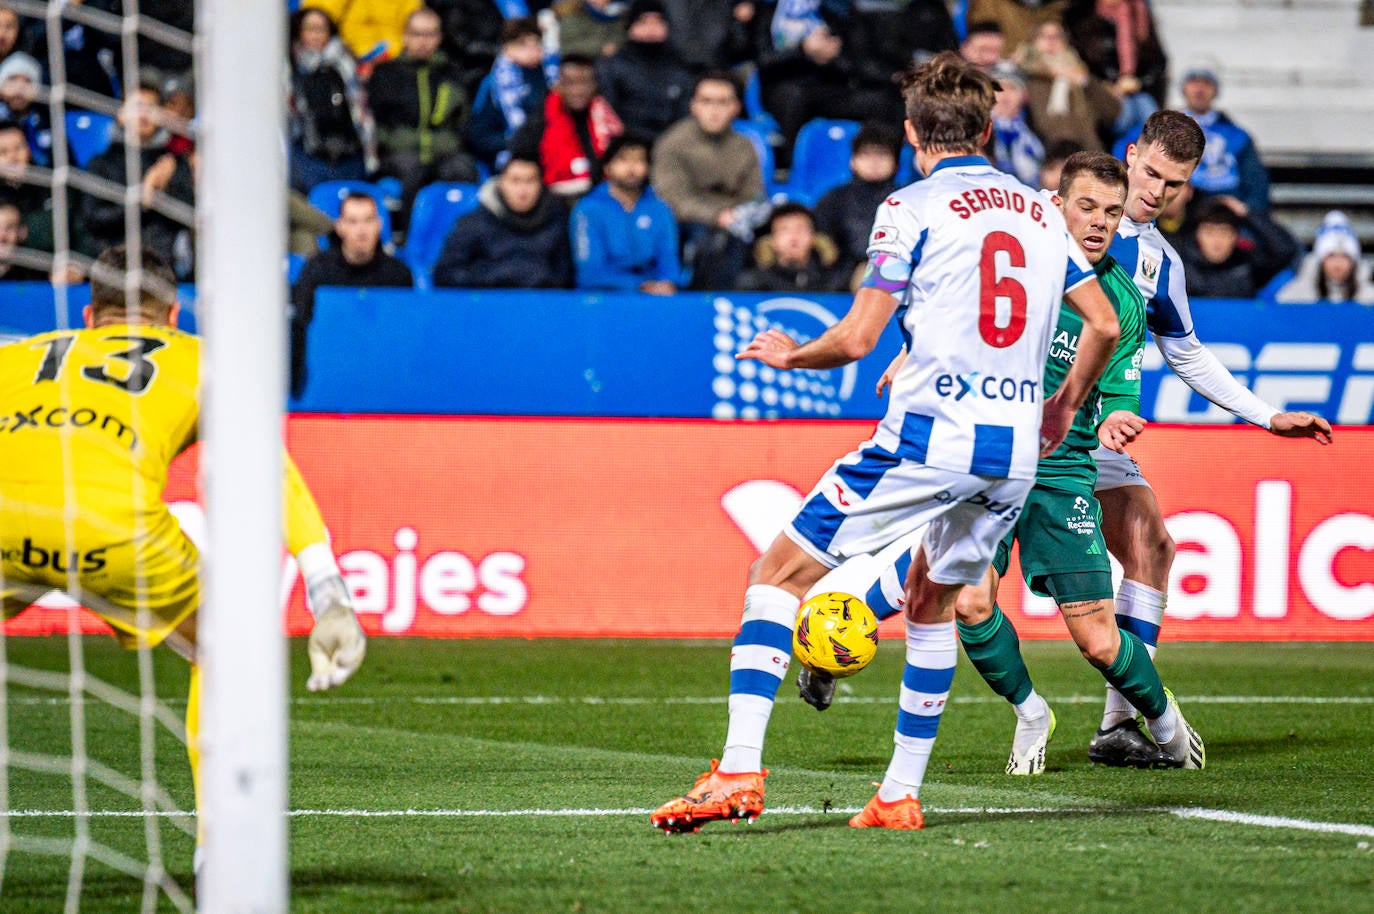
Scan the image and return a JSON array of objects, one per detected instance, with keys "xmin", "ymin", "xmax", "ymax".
[{"xmin": 650, "ymin": 760, "xmax": 767, "ymax": 834}]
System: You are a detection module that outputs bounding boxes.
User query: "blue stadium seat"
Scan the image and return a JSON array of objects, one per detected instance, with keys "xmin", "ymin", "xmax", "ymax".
[
  {"xmin": 307, "ymin": 179, "xmax": 392, "ymax": 248},
  {"xmin": 286, "ymin": 252, "xmax": 306, "ymax": 285},
  {"xmin": 66, "ymin": 111, "xmax": 115, "ymax": 168},
  {"xmin": 731, "ymin": 119, "xmax": 778, "ymax": 199},
  {"xmin": 402, "ymin": 182, "xmax": 481, "ymax": 290},
  {"xmin": 788, "ymin": 118, "xmax": 861, "ymax": 203}
]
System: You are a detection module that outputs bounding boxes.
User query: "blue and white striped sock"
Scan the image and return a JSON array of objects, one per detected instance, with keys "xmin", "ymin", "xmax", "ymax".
[
  {"xmin": 863, "ymin": 548, "xmax": 914, "ymax": 622},
  {"xmin": 720, "ymin": 584, "xmax": 799, "ymax": 773},
  {"xmin": 1103, "ymin": 579, "xmax": 1167, "ymax": 728},
  {"xmin": 878, "ymin": 619, "xmax": 957, "ymax": 802}
]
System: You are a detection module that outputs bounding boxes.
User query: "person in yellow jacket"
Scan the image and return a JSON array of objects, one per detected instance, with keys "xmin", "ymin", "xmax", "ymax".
[
  {"xmin": 0, "ymin": 245, "xmax": 366, "ymax": 847},
  {"xmin": 302, "ymin": 0, "xmax": 422, "ymax": 62}
]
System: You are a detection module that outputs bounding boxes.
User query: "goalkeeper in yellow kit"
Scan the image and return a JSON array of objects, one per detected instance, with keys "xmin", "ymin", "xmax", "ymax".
[{"xmin": 0, "ymin": 245, "xmax": 365, "ymax": 828}]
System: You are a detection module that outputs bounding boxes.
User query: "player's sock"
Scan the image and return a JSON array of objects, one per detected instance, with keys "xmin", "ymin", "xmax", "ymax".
[
  {"xmin": 877, "ymin": 619, "xmax": 956, "ymax": 802},
  {"xmin": 956, "ymin": 604, "xmax": 1034, "ymax": 705},
  {"xmin": 1100, "ymin": 629, "xmax": 1168, "ymax": 721},
  {"xmin": 862, "ymin": 548, "xmax": 913, "ymax": 622},
  {"xmin": 187, "ymin": 662, "xmax": 204, "ymax": 852},
  {"xmin": 1102, "ymin": 580, "xmax": 1167, "ymax": 728},
  {"xmin": 720, "ymin": 584, "xmax": 799, "ymax": 773}
]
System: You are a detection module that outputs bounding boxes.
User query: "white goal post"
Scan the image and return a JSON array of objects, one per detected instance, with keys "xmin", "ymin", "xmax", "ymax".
[{"xmin": 196, "ymin": 0, "xmax": 288, "ymax": 909}]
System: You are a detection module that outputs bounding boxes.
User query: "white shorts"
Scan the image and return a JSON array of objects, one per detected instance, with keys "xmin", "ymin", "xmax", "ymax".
[
  {"xmin": 1092, "ymin": 444, "xmax": 1152, "ymax": 492},
  {"xmin": 786, "ymin": 444, "xmax": 1033, "ymax": 587}
]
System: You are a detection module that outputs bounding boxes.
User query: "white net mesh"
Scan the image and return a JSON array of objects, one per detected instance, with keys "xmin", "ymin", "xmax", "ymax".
[{"xmin": 1, "ymin": 2, "xmax": 199, "ymax": 910}]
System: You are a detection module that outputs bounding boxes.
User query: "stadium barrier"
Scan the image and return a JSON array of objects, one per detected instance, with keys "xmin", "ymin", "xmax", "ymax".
[
  {"xmin": 8, "ymin": 418, "xmax": 1371, "ymax": 641},
  {"xmin": 4, "ymin": 284, "xmax": 1373, "ymax": 424}
]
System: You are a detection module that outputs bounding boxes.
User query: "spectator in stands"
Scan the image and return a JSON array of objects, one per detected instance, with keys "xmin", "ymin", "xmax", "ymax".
[
  {"xmin": 287, "ymin": 7, "xmax": 376, "ymax": 194},
  {"xmin": 429, "ymin": 0, "xmax": 505, "ymax": 100},
  {"xmin": 509, "ymin": 54, "xmax": 623, "ymax": 199},
  {"xmin": 555, "ymin": 0, "xmax": 630, "ymax": 58},
  {"xmin": 20, "ymin": 4, "xmax": 119, "ymax": 103},
  {"xmin": 0, "ymin": 199, "xmax": 43, "ymax": 280},
  {"xmin": 1064, "ymin": 0, "xmax": 1166, "ymax": 134},
  {"xmin": 571, "ymin": 132, "xmax": 679, "ymax": 293},
  {"xmin": 467, "ymin": 17, "xmax": 549, "ymax": 173},
  {"xmin": 1276, "ymin": 211, "xmax": 1374, "ymax": 305},
  {"xmin": 959, "ymin": 20, "xmax": 1007, "ymax": 70},
  {"xmin": 736, "ymin": 201, "xmax": 846, "ymax": 293},
  {"xmin": 368, "ymin": 7, "xmax": 479, "ymax": 227},
  {"xmin": 966, "ymin": 0, "xmax": 1067, "ymax": 52},
  {"xmin": 432, "ymin": 155, "xmax": 573, "ymax": 289},
  {"xmin": 0, "ymin": 119, "xmax": 53, "ymax": 255},
  {"xmin": 814, "ymin": 121, "xmax": 901, "ymax": 287},
  {"xmin": 290, "ymin": 193, "xmax": 412, "ymax": 398},
  {"xmin": 1037, "ymin": 138, "xmax": 1081, "ymax": 190},
  {"xmin": 80, "ymin": 81, "xmax": 195, "ymax": 278},
  {"xmin": 1176, "ymin": 196, "xmax": 1297, "ymax": 299},
  {"xmin": 1017, "ymin": 19, "xmax": 1118, "ymax": 152},
  {"xmin": 301, "ymin": 0, "xmax": 420, "ymax": 65},
  {"xmin": 662, "ymin": 0, "xmax": 755, "ymax": 73},
  {"xmin": 1179, "ymin": 67, "xmax": 1271, "ymax": 214},
  {"xmin": 161, "ymin": 73, "xmax": 195, "ymax": 157},
  {"xmin": 596, "ymin": 0, "xmax": 694, "ymax": 136},
  {"xmin": 0, "ymin": 5, "xmax": 21, "ymax": 68},
  {"xmin": 652, "ymin": 72, "xmax": 766, "ymax": 290},
  {"xmin": 987, "ymin": 61, "xmax": 1043, "ymax": 186},
  {"xmin": 0, "ymin": 52, "xmax": 50, "ymax": 166}
]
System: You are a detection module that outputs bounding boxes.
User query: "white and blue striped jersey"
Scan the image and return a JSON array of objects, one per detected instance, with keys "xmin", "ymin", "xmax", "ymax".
[
  {"xmin": 865, "ymin": 156, "xmax": 1096, "ymax": 481},
  {"xmin": 1109, "ymin": 216, "xmax": 1193, "ymax": 339}
]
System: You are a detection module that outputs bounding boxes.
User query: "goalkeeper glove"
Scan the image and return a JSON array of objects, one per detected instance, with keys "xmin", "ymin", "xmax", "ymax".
[{"xmin": 305, "ymin": 574, "xmax": 366, "ymax": 692}]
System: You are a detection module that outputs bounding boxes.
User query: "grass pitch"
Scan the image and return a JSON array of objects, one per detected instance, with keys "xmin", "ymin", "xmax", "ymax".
[{"xmin": 3, "ymin": 637, "xmax": 1374, "ymax": 912}]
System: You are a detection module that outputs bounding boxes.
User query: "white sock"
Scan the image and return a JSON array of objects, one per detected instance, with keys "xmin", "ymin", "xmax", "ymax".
[
  {"xmin": 878, "ymin": 619, "xmax": 956, "ymax": 802},
  {"xmin": 719, "ymin": 584, "xmax": 799, "ymax": 773},
  {"xmin": 1014, "ymin": 689, "xmax": 1048, "ymax": 722},
  {"xmin": 1147, "ymin": 701, "xmax": 1178, "ymax": 745},
  {"xmin": 1103, "ymin": 580, "xmax": 1166, "ymax": 728}
]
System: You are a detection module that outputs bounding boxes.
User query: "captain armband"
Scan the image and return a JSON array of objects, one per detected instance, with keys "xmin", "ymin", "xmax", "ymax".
[{"xmin": 858, "ymin": 252, "xmax": 912, "ymax": 294}]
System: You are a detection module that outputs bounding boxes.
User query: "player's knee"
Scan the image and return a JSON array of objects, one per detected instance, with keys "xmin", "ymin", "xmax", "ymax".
[
  {"xmin": 1076, "ymin": 624, "xmax": 1120, "ymax": 668},
  {"xmin": 951, "ymin": 583, "xmax": 993, "ymax": 626}
]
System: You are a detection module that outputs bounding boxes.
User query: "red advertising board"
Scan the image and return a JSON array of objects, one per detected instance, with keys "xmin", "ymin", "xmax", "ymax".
[{"xmin": 7, "ymin": 416, "xmax": 1371, "ymax": 641}]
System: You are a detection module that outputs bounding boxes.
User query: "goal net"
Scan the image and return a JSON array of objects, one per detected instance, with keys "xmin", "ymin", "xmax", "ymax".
[{"xmin": 0, "ymin": 1, "xmax": 287, "ymax": 910}]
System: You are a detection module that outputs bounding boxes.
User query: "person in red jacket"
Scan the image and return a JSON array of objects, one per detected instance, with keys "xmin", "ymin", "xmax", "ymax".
[{"xmin": 507, "ymin": 54, "xmax": 623, "ymax": 199}]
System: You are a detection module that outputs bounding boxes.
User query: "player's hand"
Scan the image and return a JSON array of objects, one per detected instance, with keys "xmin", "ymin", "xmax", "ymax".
[
  {"xmin": 306, "ymin": 575, "xmax": 366, "ymax": 692},
  {"xmin": 1269, "ymin": 411, "xmax": 1333, "ymax": 445},
  {"xmin": 1098, "ymin": 410, "xmax": 1146, "ymax": 453},
  {"xmin": 1039, "ymin": 391, "xmax": 1075, "ymax": 456},
  {"xmin": 876, "ymin": 346, "xmax": 907, "ymax": 397},
  {"xmin": 737, "ymin": 328, "xmax": 799, "ymax": 369}
]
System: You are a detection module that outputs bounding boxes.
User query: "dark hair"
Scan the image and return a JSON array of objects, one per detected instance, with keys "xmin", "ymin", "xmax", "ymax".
[
  {"xmin": 0, "ymin": 119, "xmax": 23, "ymax": 137},
  {"xmin": 1058, "ymin": 151, "xmax": 1127, "ymax": 198},
  {"xmin": 692, "ymin": 70, "xmax": 739, "ymax": 100},
  {"xmin": 559, "ymin": 53, "xmax": 597, "ymax": 72},
  {"xmin": 88, "ymin": 245, "xmax": 178, "ymax": 321},
  {"xmin": 964, "ymin": 20, "xmax": 1003, "ymax": 39},
  {"xmin": 1195, "ymin": 199, "xmax": 1239, "ymax": 230},
  {"xmin": 1137, "ymin": 109, "xmax": 1205, "ymax": 165},
  {"xmin": 765, "ymin": 201, "xmax": 814, "ymax": 234},
  {"xmin": 501, "ymin": 153, "xmax": 542, "ymax": 174},
  {"xmin": 852, "ymin": 122, "xmax": 902, "ymax": 158},
  {"xmin": 500, "ymin": 16, "xmax": 541, "ymax": 45},
  {"xmin": 338, "ymin": 191, "xmax": 378, "ymax": 214},
  {"xmin": 1317, "ymin": 264, "xmax": 1357, "ymax": 302},
  {"xmin": 601, "ymin": 130, "xmax": 652, "ymax": 168},
  {"xmin": 289, "ymin": 7, "xmax": 339, "ymax": 44},
  {"xmin": 899, "ymin": 51, "xmax": 995, "ymax": 155},
  {"xmin": 0, "ymin": 198, "xmax": 20, "ymax": 218}
]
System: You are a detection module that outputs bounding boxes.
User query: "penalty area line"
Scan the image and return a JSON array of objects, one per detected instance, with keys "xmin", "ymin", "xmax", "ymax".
[{"xmin": 10, "ymin": 806, "xmax": 1374, "ymax": 837}]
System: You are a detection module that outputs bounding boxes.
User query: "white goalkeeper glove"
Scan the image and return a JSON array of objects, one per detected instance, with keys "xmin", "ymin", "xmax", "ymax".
[{"xmin": 305, "ymin": 574, "xmax": 366, "ymax": 692}]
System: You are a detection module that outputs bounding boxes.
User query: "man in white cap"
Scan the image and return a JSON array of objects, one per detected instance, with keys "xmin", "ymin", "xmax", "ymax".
[{"xmin": 0, "ymin": 52, "xmax": 52, "ymax": 166}]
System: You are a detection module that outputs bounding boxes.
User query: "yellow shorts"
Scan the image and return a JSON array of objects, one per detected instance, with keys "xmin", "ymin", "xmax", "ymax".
[{"xmin": 1, "ymin": 483, "xmax": 200, "ymax": 650}]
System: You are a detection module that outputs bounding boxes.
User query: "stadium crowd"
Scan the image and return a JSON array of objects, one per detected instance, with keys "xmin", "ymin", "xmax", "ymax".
[{"xmin": 0, "ymin": 0, "xmax": 1368, "ymax": 306}]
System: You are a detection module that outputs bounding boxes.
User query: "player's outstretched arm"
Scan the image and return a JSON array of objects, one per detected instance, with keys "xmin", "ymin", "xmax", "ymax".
[
  {"xmin": 737, "ymin": 287, "xmax": 898, "ymax": 371},
  {"xmin": 1042, "ymin": 278, "xmax": 1120, "ymax": 454}
]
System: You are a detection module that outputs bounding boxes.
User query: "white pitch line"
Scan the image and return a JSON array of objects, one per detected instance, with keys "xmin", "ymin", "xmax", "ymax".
[{"xmin": 8, "ymin": 806, "xmax": 1374, "ymax": 837}]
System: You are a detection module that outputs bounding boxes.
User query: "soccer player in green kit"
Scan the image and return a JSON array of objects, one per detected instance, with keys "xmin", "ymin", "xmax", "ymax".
[{"xmin": 799, "ymin": 150, "xmax": 1204, "ymax": 773}]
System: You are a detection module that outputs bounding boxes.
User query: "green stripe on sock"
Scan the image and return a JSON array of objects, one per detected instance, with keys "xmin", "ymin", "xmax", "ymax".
[
  {"xmin": 1102, "ymin": 630, "xmax": 1167, "ymax": 719},
  {"xmin": 956, "ymin": 606, "xmax": 1033, "ymax": 705}
]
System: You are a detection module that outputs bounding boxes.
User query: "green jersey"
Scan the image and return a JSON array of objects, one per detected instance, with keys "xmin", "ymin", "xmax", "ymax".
[{"xmin": 1036, "ymin": 253, "xmax": 1147, "ymax": 493}]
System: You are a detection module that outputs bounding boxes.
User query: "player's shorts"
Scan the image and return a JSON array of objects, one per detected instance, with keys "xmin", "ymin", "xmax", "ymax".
[
  {"xmin": 1092, "ymin": 444, "xmax": 1152, "ymax": 492},
  {"xmin": 1, "ymin": 484, "xmax": 200, "ymax": 650},
  {"xmin": 993, "ymin": 484, "xmax": 1114, "ymax": 602},
  {"xmin": 786, "ymin": 444, "xmax": 1033, "ymax": 587}
]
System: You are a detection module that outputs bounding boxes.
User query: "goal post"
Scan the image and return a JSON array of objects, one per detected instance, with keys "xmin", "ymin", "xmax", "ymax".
[{"xmin": 196, "ymin": 0, "xmax": 288, "ymax": 909}]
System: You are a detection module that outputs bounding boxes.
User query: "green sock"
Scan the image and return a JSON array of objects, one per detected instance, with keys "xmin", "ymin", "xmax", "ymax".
[
  {"xmin": 956, "ymin": 605, "xmax": 1033, "ymax": 705},
  {"xmin": 1101, "ymin": 630, "xmax": 1167, "ymax": 719}
]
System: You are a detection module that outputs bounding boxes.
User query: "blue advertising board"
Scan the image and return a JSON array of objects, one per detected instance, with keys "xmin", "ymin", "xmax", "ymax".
[{"xmin": 2, "ymin": 282, "xmax": 1370, "ymax": 424}]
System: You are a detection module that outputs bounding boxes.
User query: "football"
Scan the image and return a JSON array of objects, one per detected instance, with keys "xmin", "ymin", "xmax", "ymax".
[{"xmin": 792, "ymin": 591, "xmax": 879, "ymax": 678}]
